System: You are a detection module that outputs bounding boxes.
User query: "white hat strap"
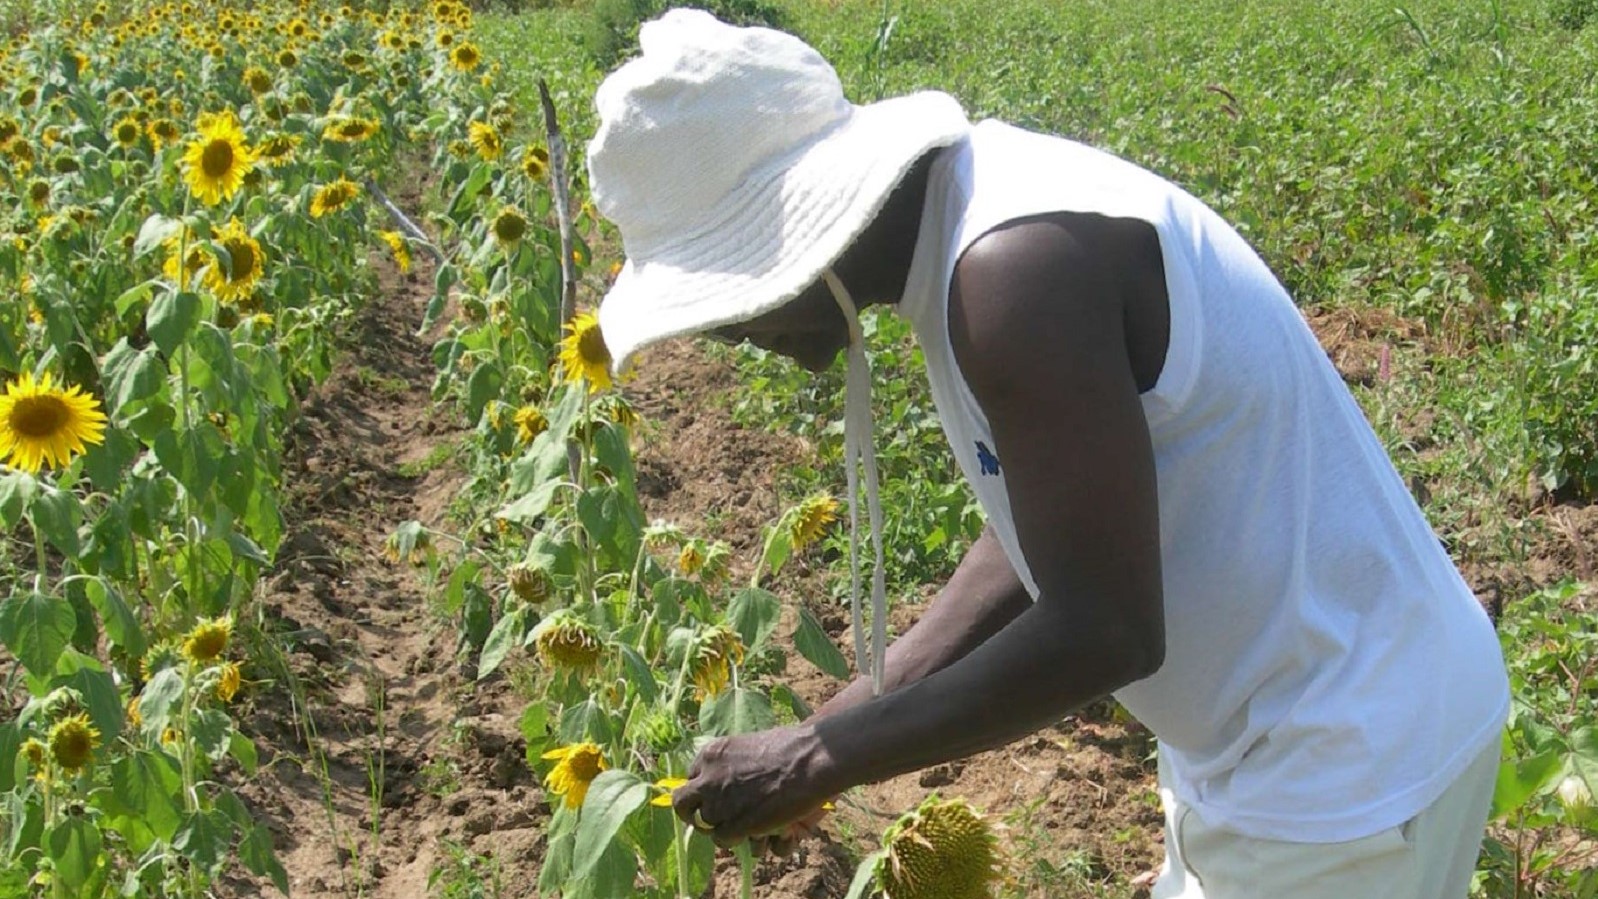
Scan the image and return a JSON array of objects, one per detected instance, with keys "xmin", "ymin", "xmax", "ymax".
[{"xmin": 824, "ymin": 269, "xmax": 888, "ymax": 696}]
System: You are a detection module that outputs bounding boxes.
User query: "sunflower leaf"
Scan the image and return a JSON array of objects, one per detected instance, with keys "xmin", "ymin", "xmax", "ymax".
[
  {"xmin": 795, "ymin": 605, "xmax": 851, "ymax": 679},
  {"xmin": 571, "ymin": 770, "xmax": 649, "ymax": 883},
  {"xmin": 0, "ymin": 591, "xmax": 76, "ymax": 677},
  {"xmin": 133, "ymin": 214, "xmax": 183, "ymax": 259},
  {"xmin": 146, "ymin": 290, "xmax": 200, "ymax": 357}
]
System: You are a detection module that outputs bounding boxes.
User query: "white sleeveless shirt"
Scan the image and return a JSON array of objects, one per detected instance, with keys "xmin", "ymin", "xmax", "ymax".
[{"xmin": 897, "ymin": 120, "xmax": 1509, "ymax": 842}]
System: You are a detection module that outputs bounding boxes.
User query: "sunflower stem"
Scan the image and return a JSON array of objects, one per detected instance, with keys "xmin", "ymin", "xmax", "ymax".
[
  {"xmin": 31, "ymin": 518, "xmax": 48, "ymax": 593},
  {"xmin": 675, "ymin": 817, "xmax": 692, "ymax": 899},
  {"xmin": 735, "ymin": 841, "xmax": 755, "ymax": 899}
]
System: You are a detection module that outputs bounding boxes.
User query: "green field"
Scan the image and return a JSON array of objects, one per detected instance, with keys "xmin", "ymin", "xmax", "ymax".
[{"xmin": 1, "ymin": 0, "xmax": 1595, "ymax": 896}]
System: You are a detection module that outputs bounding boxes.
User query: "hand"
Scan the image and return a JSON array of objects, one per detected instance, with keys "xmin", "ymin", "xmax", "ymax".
[{"xmin": 671, "ymin": 724, "xmax": 837, "ymax": 849}]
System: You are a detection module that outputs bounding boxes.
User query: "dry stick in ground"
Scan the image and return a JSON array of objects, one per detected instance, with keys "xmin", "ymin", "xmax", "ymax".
[
  {"xmin": 364, "ymin": 179, "xmax": 445, "ymax": 265},
  {"xmin": 539, "ymin": 76, "xmax": 582, "ymax": 483}
]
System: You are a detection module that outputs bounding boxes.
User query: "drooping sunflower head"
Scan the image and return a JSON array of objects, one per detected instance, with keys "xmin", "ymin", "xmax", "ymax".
[
  {"xmin": 27, "ymin": 178, "xmax": 49, "ymax": 206},
  {"xmin": 378, "ymin": 229, "xmax": 410, "ymax": 273},
  {"xmin": 521, "ymin": 145, "xmax": 549, "ymax": 181},
  {"xmin": 256, "ymin": 133, "xmax": 300, "ymax": 165},
  {"xmin": 791, "ymin": 494, "xmax": 840, "ymax": 551},
  {"xmin": 532, "ymin": 609, "xmax": 604, "ymax": 674},
  {"xmin": 507, "ymin": 563, "xmax": 552, "ymax": 605},
  {"xmin": 202, "ymin": 218, "xmax": 265, "ymax": 303},
  {"xmin": 215, "ymin": 661, "xmax": 242, "ymax": 702},
  {"xmin": 309, "ymin": 177, "xmax": 360, "ymax": 218},
  {"xmin": 677, "ymin": 542, "xmax": 705, "ymax": 577},
  {"xmin": 512, "ymin": 404, "xmax": 546, "ymax": 444},
  {"xmin": 112, "ymin": 115, "xmax": 142, "ymax": 148},
  {"xmin": 0, "ymin": 371, "xmax": 108, "ymax": 473},
  {"xmin": 323, "ymin": 115, "xmax": 378, "ymax": 143},
  {"xmin": 48, "ymin": 713, "xmax": 100, "ymax": 774},
  {"xmin": 689, "ymin": 624, "xmax": 745, "ymax": 700},
  {"xmin": 181, "ymin": 616, "xmax": 231, "ymax": 664},
  {"xmin": 490, "ymin": 207, "xmax": 525, "ymax": 245},
  {"xmin": 21, "ymin": 737, "xmax": 48, "ymax": 774},
  {"xmin": 147, "ymin": 118, "xmax": 181, "ymax": 149},
  {"xmin": 182, "ymin": 109, "xmax": 256, "ymax": 206},
  {"xmin": 449, "ymin": 41, "xmax": 480, "ymax": 72},
  {"xmin": 878, "ymin": 795, "xmax": 1004, "ymax": 899},
  {"xmin": 467, "ymin": 120, "xmax": 501, "ymax": 162},
  {"xmin": 541, "ymin": 742, "xmax": 606, "ymax": 809},
  {"xmin": 140, "ymin": 641, "xmax": 181, "ymax": 681},
  {"xmin": 558, "ymin": 312, "xmax": 613, "ymax": 393}
]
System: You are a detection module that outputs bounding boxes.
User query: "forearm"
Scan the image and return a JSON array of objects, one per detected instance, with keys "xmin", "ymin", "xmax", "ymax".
[
  {"xmin": 811, "ymin": 527, "xmax": 1031, "ymax": 720},
  {"xmin": 806, "ymin": 595, "xmax": 1160, "ymax": 791}
]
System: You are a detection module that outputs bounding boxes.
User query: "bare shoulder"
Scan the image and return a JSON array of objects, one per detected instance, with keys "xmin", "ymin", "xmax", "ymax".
[{"xmin": 948, "ymin": 212, "xmax": 1160, "ymax": 395}]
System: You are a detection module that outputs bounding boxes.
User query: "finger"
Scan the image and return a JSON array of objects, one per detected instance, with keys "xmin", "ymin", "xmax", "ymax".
[{"xmin": 671, "ymin": 781, "xmax": 705, "ymax": 827}]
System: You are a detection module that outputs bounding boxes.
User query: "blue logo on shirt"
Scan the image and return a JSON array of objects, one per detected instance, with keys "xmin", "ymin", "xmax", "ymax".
[{"xmin": 976, "ymin": 441, "xmax": 1001, "ymax": 476}]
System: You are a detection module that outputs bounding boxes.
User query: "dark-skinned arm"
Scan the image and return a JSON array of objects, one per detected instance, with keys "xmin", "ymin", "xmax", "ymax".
[
  {"xmin": 810, "ymin": 526, "xmax": 1032, "ymax": 721},
  {"xmin": 801, "ymin": 215, "xmax": 1166, "ymax": 790}
]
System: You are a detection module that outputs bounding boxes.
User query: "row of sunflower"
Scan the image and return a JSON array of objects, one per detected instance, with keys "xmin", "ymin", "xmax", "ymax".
[
  {"xmin": 0, "ymin": 1, "xmax": 516, "ymax": 895},
  {"xmin": 401, "ymin": 56, "xmax": 995, "ymax": 889}
]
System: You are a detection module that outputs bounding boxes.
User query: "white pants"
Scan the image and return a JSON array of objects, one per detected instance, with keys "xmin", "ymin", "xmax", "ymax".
[{"xmin": 1152, "ymin": 742, "xmax": 1499, "ymax": 899}]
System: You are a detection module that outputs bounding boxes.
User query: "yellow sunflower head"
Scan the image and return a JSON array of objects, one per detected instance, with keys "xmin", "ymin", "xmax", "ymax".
[
  {"xmin": 449, "ymin": 41, "xmax": 480, "ymax": 71},
  {"xmin": 558, "ymin": 312, "xmax": 613, "ymax": 393},
  {"xmin": 677, "ymin": 542, "xmax": 705, "ymax": 577},
  {"xmin": 309, "ymin": 178, "xmax": 360, "ymax": 218},
  {"xmin": 182, "ymin": 110, "xmax": 256, "ymax": 206},
  {"xmin": 276, "ymin": 47, "xmax": 297, "ymax": 68},
  {"xmin": 532, "ymin": 609, "xmax": 603, "ymax": 674},
  {"xmin": 542, "ymin": 742, "xmax": 606, "ymax": 810},
  {"xmin": 512, "ymin": 404, "xmax": 546, "ymax": 444},
  {"xmin": 323, "ymin": 115, "xmax": 378, "ymax": 143},
  {"xmin": 378, "ymin": 230, "xmax": 411, "ymax": 273},
  {"xmin": 16, "ymin": 85, "xmax": 38, "ymax": 107},
  {"xmin": 466, "ymin": 120, "xmax": 501, "ymax": 161},
  {"xmin": 215, "ymin": 661, "xmax": 242, "ymax": 702},
  {"xmin": 147, "ymin": 118, "xmax": 181, "ymax": 149},
  {"xmin": 256, "ymin": 133, "xmax": 300, "ymax": 165},
  {"xmin": 48, "ymin": 713, "xmax": 100, "ymax": 774},
  {"xmin": 202, "ymin": 218, "xmax": 265, "ymax": 303},
  {"xmin": 111, "ymin": 115, "xmax": 142, "ymax": 148},
  {"xmin": 791, "ymin": 494, "xmax": 840, "ymax": 551},
  {"xmin": 181, "ymin": 616, "xmax": 231, "ymax": 664},
  {"xmin": 0, "ymin": 371, "xmax": 108, "ymax": 473},
  {"xmin": 21, "ymin": 736, "xmax": 48, "ymax": 774},
  {"xmin": 243, "ymin": 66, "xmax": 272, "ymax": 94},
  {"xmin": 435, "ymin": 29, "xmax": 455, "ymax": 48},
  {"xmin": 521, "ymin": 146, "xmax": 549, "ymax": 181},
  {"xmin": 689, "ymin": 624, "xmax": 745, "ymax": 700},
  {"xmin": 490, "ymin": 207, "xmax": 525, "ymax": 245}
]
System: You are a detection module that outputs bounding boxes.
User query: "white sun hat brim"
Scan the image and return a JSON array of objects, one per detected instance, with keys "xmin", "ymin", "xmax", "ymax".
[{"xmin": 597, "ymin": 90, "xmax": 970, "ymax": 374}]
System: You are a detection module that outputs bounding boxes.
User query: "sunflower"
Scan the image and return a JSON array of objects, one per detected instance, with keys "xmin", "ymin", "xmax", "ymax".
[
  {"xmin": 466, "ymin": 120, "xmax": 501, "ymax": 161},
  {"xmin": 378, "ymin": 230, "xmax": 410, "ymax": 273},
  {"xmin": 877, "ymin": 795, "xmax": 1003, "ymax": 899},
  {"xmin": 542, "ymin": 743, "xmax": 606, "ymax": 810},
  {"xmin": 0, "ymin": 372, "xmax": 107, "ymax": 473},
  {"xmin": 342, "ymin": 50, "xmax": 368, "ymax": 70},
  {"xmin": 26, "ymin": 178, "xmax": 49, "ymax": 206},
  {"xmin": 435, "ymin": 28, "xmax": 455, "ymax": 48},
  {"xmin": 242, "ymin": 66, "xmax": 272, "ymax": 94},
  {"xmin": 448, "ymin": 41, "xmax": 480, "ymax": 71},
  {"xmin": 309, "ymin": 178, "xmax": 360, "ymax": 218},
  {"xmin": 215, "ymin": 661, "xmax": 242, "ymax": 702},
  {"xmin": 109, "ymin": 115, "xmax": 142, "ymax": 149},
  {"xmin": 202, "ymin": 218, "xmax": 265, "ymax": 303},
  {"xmin": 162, "ymin": 228, "xmax": 207, "ymax": 286},
  {"xmin": 16, "ymin": 85, "xmax": 38, "ymax": 107},
  {"xmin": 791, "ymin": 494, "xmax": 840, "ymax": 550},
  {"xmin": 688, "ymin": 624, "xmax": 745, "ymax": 700},
  {"xmin": 507, "ymin": 563, "xmax": 552, "ymax": 605},
  {"xmin": 256, "ymin": 132, "xmax": 300, "ymax": 165},
  {"xmin": 490, "ymin": 207, "xmax": 525, "ymax": 245},
  {"xmin": 677, "ymin": 542, "xmax": 704, "ymax": 577},
  {"xmin": 48, "ymin": 713, "xmax": 100, "ymax": 774},
  {"xmin": 532, "ymin": 609, "xmax": 603, "ymax": 674},
  {"xmin": 276, "ymin": 48, "xmax": 297, "ymax": 68},
  {"xmin": 323, "ymin": 115, "xmax": 378, "ymax": 143},
  {"xmin": 650, "ymin": 777, "xmax": 688, "ymax": 808},
  {"xmin": 147, "ymin": 117, "xmax": 181, "ymax": 150},
  {"xmin": 181, "ymin": 616, "xmax": 231, "ymax": 664},
  {"xmin": 513, "ymin": 404, "xmax": 545, "ymax": 444},
  {"xmin": 21, "ymin": 737, "xmax": 48, "ymax": 774},
  {"xmin": 558, "ymin": 312, "xmax": 613, "ymax": 393},
  {"xmin": 182, "ymin": 110, "xmax": 256, "ymax": 206},
  {"xmin": 521, "ymin": 146, "xmax": 548, "ymax": 180},
  {"xmin": 0, "ymin": 115, "xmax": 20, "ymax": 144}
]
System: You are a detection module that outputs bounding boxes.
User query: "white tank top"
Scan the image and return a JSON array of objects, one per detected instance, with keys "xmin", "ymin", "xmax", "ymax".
[{"xmin": 897, "ymin": 120, "xmax": 1509, "ymax": 842}]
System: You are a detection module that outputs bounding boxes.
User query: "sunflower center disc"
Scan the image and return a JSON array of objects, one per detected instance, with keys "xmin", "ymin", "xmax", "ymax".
[
  {"xmin": 201, "ymin": 139, "xmax": 235, "ymax": 177},
  {"xmin": 9, "ymin": 394, "xmax": 70, "ymax": 438},
  {"xmin": 229, "ymin": 241, "xmax": 256, "ymax": 280}
]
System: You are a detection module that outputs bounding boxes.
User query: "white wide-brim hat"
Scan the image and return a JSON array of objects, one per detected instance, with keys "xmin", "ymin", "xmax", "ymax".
[{"xmin": 588, "ymin": 9, "xmax": 970, "ymax": 373}]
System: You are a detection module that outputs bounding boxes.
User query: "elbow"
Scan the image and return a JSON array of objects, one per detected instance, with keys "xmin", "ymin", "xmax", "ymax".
[{"xmin": 1124, "ymin": 628, "xmax": 1165, "ymax": 683}]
